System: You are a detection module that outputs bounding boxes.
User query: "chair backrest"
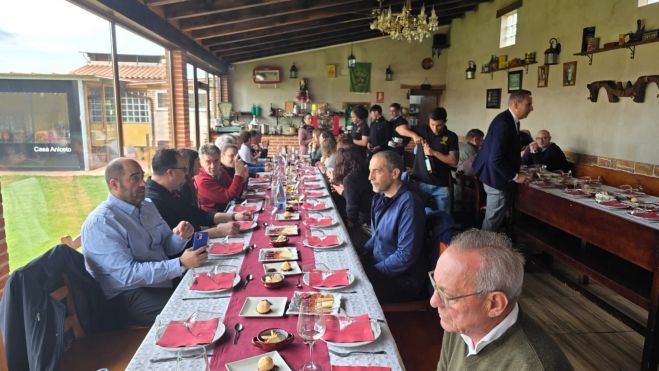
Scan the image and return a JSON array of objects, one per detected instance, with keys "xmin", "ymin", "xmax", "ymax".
[
  {"xmin": 60, "ymin": 235, "xmax": 81, "ymax": 250},
  {"xmin": 50, "ymin": 272, "xmax": 86, "ymax": 341}
]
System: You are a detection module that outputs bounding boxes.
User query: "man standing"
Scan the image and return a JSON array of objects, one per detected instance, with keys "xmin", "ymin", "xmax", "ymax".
[
  {"xmin": 457, "ymin": 128, "xmax": 484, "ymax": 176},
  {"xmin": 195, "ymin": 143, "xmax": 248, "ymax": 212},
  {"xmin": 473, "ymin": 90, "xmax": 533, "ymax": 231},
  {"xmin": 146, "ymin": 149, "xmax": 255, "ymax": 240},
  {"xmin": 361, "ymin": 150, "xmax": 426, "ymax": 303},
  {"xmin": 430, "ymin": 229, "xmax": 572, "ymax": 370},
  {"xmin": 521, "ymin": 129, "xmax": 570, "ymax": 172},
  {"xmin": 81, "ymin": 158, "xmax": 207, "ymax": 325},
  {"xmin": 366, "ymin": 105, "xmax": 391, "ymax": 155},
  {"xmin": 411, "ymin": 107, "xmax": 459, "ymax": 213},
  {"xmin": 389, "ymin": 103, "xmax": 423, "ymax": 155}
]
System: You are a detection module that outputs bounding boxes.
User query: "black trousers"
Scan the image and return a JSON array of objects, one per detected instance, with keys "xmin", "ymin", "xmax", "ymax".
[{"xmin": 111, "ymin": 286, "xmax": 175, "ymax": 326}]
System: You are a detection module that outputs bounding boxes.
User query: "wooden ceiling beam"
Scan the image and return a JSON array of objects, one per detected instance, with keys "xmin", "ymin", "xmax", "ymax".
[
  {"xmin": 143, "ymin": 0, "xmax": 189, "ymax": 7},
  {"xmin": 179, "ymin": 0, "xmax": 365, "ymax": 32},
  {"xmin": 162, "ymin": 0, "xmax": 292, "ymax": 20}
]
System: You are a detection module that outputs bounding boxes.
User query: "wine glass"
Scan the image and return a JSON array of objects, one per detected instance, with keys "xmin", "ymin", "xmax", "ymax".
[
  {"xmin": 297, "ymin": 298, "xmax": 326, "ymax": 371},
  {"xmin": 176, "ymin": 345, "xmax": 209, "ymax": 371}
]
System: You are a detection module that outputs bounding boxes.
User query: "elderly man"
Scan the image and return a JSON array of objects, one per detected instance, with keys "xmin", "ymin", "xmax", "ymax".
[
  {"xmin": 361, "ymin": 150, "xmax": 426, "ymax": 303},
  {"xmin": 457, "ymin": 128, "xmax": 484, "ymax": 176},
  {"xmin": 195, "ymin": 143, "xmax": 248, "ymax": 212},
  {"xmin": 431, "ymin": 229, "xmax": 572, "ymax": 370},
  {"xmin": 521, "ymin": 130, "xmax": 570, "ymax": 172},
  {"xmin": 81, "ymin": 158, "xmax": 207, "ymax": 325},
  {"xmin": 146, "ymin": 149, "xmax": 255, "ymax": 241},
  {"xmin": 473, "ymin": 90, "xmax": 533, "ymax": 231}
]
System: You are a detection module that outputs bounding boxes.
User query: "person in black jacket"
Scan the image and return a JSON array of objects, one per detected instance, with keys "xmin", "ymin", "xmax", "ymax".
[
  {"xmin": 367, "ymin": 104, "xmax": 391, "ymax": 156},
  {"xmin": 146, "ymin": 149, "xmax": 253, "ymax": 241},
  {"xmin": 521, "ymin": 129, "xmax": 570, "ymax": 172}
]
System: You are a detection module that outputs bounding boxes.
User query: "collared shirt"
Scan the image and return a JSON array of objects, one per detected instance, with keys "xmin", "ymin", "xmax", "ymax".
[
  {"xmin": 81, "ymin": 193, "xmax": 188, "ymax": 299},
  {"xmin": 412, "ymin": 125, "xmax": 459, "ymax": 187},
  {"xmin": 238, "ymin": 143, "xmax": 255, "ymax": 165},
  {"xmin": 460, "ymin": 303, "xmax": 520, "ymax": 356},
  {"xmin": 508, "ymin": 108, "xmax": 520, "ymax": 132}
]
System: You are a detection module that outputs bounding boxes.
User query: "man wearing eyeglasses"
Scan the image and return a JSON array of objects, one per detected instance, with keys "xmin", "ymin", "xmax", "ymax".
[
  {"xmin": 82, "ymin": 158, "xmax": 207, "ymax": 325},
  {"xmin": 146, "ymin": 149, "xmax": 253, "ymax": 244},
  {"xmin": 521, "ymin": 129, "xmax": 570, "ymax": 172},
  {"xmin": 429, "ymin": 229, "xmax": 572, "ymax": 370}
]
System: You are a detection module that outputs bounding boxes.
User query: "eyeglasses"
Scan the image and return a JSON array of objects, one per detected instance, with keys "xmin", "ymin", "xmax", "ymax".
[{"xmin": 428, "ymin": 271, "xmax": 485, "ymax": 307}]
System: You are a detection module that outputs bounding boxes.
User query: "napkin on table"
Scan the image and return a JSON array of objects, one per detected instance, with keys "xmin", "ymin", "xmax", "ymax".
[
  {"xmin": 156, "ymin": 318, "xmax": 219, "ymax": 347},
  {"xmin": 307, "ymin": 235, "xmax": 339, "ymax": 246},
  {"xmin": 308, "ymin": 217, "xmax": 333, "ymax": 227},
  {"xmin": 309, "ymin": 269, "xmax": 349, "ymax": 287},
  {"xmin": 323, "ymin": 314, "xmax": 374, "ymax": 343},
  {"xmin": 208, "ymin": 243, "xmax": 243, "ymax": 254},
  {"xmin": 190, "ymin": 272, "xmax": 235, "ymax": 291}
]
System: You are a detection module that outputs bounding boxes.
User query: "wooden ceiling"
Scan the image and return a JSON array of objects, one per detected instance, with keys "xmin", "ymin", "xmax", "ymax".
[{"xmin": 76, "ymin": 0, "xmax": 490, "ymax": 70}]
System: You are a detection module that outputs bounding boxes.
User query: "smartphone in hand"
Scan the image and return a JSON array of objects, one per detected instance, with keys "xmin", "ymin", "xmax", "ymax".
[{"xmin": 192, "ymin": 231, "xmax": 208, "ymax": 251}]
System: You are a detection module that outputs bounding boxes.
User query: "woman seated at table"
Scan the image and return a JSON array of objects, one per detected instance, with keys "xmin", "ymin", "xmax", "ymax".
[
  {"xmin": 308, "ymin": 128, "xmax": 322, "ymax": 165},
  {"xmin": 331, "ymin": 146, "xmax": 373, "ymax": 248},
  {"xmin": 319, "ymin": 130, "xmax": 337, "ymax": 172}
]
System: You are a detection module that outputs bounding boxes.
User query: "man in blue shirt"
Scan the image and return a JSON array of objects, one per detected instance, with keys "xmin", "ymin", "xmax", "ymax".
[
  {"xmin": 361, "ymin": 150, "xmax": 426, "ymax": 303},
  {"xmin": 81, "ymin": 158, "xmax": 207, "ymax": 325}
]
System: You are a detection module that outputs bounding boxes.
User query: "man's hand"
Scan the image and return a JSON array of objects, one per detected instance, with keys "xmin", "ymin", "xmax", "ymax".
[
  {"xmin": 422, "ymin": 142, "xmax": 433, "ymax": 157},
  {"xmin": 180, "ymin": 247, "xmax": 208, "ymax": 269},
  {"xmin": 331, "ymin": 183, "xmax": 344, "ymax": 195},
  {"xmin": 235, "ymin": 155, "xmax": 248, "ymax": 177},
  {"xmin": 514, "ymin": 174, "xmax": 530, "ymax": 184},
  {"xmin": 215, "ymin": 221, "xmax": 239, "ymax": 236},
  {"xmin": 173, "ymin": 221, "xmax": 194, "ymax": 240},
  {"xmin": 234, "ymin": 211, "xmax": 253, "ymax": 221},
  {"xmin": 412, "ymin": 134, "xmax": 423, "ymax": 144},
  {"xmin": 529, "ymin": 142, "xmax": 539, "ymax": 153},
  {"xmin": 367, "ymin": 143, "xmax": 374, "ymax": 151}
]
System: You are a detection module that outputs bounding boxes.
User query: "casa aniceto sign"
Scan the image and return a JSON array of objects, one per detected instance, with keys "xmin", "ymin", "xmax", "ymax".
[{"xmin": 33, "ymin": 145, "xmax": 73, "ymax": 153}]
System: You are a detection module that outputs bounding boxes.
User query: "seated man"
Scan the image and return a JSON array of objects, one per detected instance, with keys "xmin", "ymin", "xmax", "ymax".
[
  {"xmin": 81, "ymin": 158, "xmax": 207, "ymax": 325},
  {"xmin": 457, "ymin": 128, "xmax": 484, "ymax": 176},
  {"xmin": 361, "ymin": 150, "xmax": 426, "ymax": 303},
  {"xmin": 237, "ymin": 130, "xmax": 266, "ymax": 176},
  {"xmin": 195, "ymin": 143, "xmax": 248, "ymax": 212},
  {"xmin": 431, "ymin": 229, "xmax": 573, "ymax": 370},
  {"xmin": 251, "ymin": 130, "xmax": 269, "ymax": 159},
  {"xmin": 521, "ymin": 130, "xmax": 570, "ymax": 172},
  {"xmin": 146, "ymin": 149, "xmax": 254, "ymax": 242}
]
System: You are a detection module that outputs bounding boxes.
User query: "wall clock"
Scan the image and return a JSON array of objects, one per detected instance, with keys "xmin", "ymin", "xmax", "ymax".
[{"xmin": 421, "ymin": 58, "xmax": 434, "ymax": 70}]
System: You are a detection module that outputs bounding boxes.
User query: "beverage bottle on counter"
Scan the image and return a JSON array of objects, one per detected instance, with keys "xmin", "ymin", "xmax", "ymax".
[{"xmin": 274, "ymin": 177, "xmax": 287, "ymax": 212}]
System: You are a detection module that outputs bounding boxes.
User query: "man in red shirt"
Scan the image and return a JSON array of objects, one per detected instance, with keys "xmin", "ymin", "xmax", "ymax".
[{"xmin": 194, "ymin": 143, "xmax": 248, "ymax": 212}]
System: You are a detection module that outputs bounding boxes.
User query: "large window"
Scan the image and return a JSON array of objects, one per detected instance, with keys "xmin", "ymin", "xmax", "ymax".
[
  {"xmin": 189, "ymin": 91, "xmax": 208, "ymax": 111},
  {"xmin": 639, "ymin": 0, "xmax": 659, "ymax": 6},
  {"xmin": 499, "ymin": 10, "xmax": 517, "ymax": 48},
  {"xmin": 122, "ymin": 91, "xmax": 150, "ymax": 123}
]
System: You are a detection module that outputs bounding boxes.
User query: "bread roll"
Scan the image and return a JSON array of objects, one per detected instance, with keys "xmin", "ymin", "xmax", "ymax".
[
  {"xmin": 257, "ymin": 356, "xmax": 274, "ymax": 371},
  {"xmin": 256, "ymin": 300, "xmax": 271, "ymax": 314}
]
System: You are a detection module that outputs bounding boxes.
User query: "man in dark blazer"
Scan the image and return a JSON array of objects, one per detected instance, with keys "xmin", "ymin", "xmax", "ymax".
[{"xmin": 473, "ymin": 90, "xmax": 533, "ymax": 231}]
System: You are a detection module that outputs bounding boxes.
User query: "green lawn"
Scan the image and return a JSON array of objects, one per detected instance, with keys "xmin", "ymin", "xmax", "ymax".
[{"xmin": 0, "ymin": 175, "xmax": 107, "ymax": 271}]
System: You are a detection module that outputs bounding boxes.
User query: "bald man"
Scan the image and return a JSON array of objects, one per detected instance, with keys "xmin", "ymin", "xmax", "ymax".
[
  {"xmin": 521, "ymin": 130, "xmax": 570, "ymax": 172},
  {"xmin": 81, "ymin": 158, "xmax": 207, "ymax": 325}
]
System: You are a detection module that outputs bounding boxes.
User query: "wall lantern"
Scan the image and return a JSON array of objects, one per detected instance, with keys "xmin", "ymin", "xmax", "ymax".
[
  {"xmin": 465, "ymin": 60, "xmax": 476, "ymax": 79},
  {"xmin": 385, "ymin": 65, "xmax": 393, "ymax": 81},
  {"xmin": 544, "ymin": 38, "xmax": 561, "ymax": 65},
  {"xmin": 289, "ymin": 63, "xmax": 298, "ymax": 79},
  {"xmin": 348, "ymin": 45, "xmax": 357, "ymax": 68}
]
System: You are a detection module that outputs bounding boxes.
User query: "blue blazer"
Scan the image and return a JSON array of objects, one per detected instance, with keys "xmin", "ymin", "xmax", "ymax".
[{"xmin": 472, "ymin": 110, "xmax": 521, "ymax": 190}]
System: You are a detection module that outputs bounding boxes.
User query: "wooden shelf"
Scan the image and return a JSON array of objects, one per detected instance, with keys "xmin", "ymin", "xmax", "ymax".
[
  {"xmin": 480, "ymin": 61, "xmax": 537, "ymax": 79},
  {"xmin": 573, "ymin": 37, "xmax": 659, "ymax": 65}
]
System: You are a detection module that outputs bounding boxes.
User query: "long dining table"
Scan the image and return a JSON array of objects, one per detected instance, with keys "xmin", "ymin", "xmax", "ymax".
[{"xmin": 125, "ymin": 166, "xmax": 406, "ymax": 370}]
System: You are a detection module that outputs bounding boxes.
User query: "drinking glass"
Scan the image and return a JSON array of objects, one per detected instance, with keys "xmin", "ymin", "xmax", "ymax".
[
  {"xmin": 297, "ymin": 298, "xmax": 326, "ymax": 371},
  {"xmin": 176, "ymin": 345, "xmax": 209, "ymax": 371}
]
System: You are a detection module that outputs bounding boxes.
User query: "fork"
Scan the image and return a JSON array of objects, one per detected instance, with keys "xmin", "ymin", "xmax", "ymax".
[{"xmin": 328, "ymin": 350, "xmax": 386, "ymax": 357}]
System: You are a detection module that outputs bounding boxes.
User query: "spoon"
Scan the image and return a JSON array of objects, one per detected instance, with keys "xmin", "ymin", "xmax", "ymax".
[
  {"xmin": 233, "ymin": 323, "xmax": 244, "ymax": 344},
  {"xmin": 243, "ymin": 274, "xmax": 254, "ymax": 289},
  {"xmin": 262, "ymin": 221, "xmax": 269, "ymax": 228},
  {"xmin": 296, "ymin": 276, "xmax": 303, "ymax": 289}
]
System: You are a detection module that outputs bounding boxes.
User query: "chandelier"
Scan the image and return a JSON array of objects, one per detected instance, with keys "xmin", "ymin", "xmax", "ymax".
[{"xmin": 370, "ymin": 0, "xmax": 440, "ymax": 42}]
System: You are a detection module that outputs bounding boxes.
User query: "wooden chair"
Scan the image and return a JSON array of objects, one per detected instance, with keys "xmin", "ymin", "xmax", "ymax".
[
  {"xmin": 454, "ymin": 172, "xmax": 485, "ymax": 229},
  {"xmin": 60, "ymin": 235, "xmax": 81, "ymax": 250}
]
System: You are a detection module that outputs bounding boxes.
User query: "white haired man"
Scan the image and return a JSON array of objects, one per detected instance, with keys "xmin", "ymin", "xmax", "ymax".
[{"xmin": 430, "ymin": 229, "xmax": 572, "ymax": 370}]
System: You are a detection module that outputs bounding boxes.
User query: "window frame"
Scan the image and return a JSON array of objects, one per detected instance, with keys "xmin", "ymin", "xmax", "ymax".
[{"xmin": 499, "ymin": 9, "xmax": 518, "ymax": 48}]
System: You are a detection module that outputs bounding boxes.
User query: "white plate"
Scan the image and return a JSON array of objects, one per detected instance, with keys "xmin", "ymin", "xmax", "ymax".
[
  {"xmin": 257, "ymin": 172, "xmax": 272, "ymax": 178},
  {"xmin": 303, "ymin": 238, "xmax": 344, "ymax": 250},
  {"xmin": 303, "ymin": 218, "xmax": 338, "ymax": 229},
  {"xmin": 276, "ymin": 212, "xmax": 301, "ymax": 221},
  {"xmin": 189, "ymin": 273, "xmax": 241, "ymax": 293},
  {"xmin": 239, "ymin": 222, "xmax": 258, "ymax": 232},
  {"xmin": 286, "ymin": 291, "xmax": 342, "ymax": 315},
  {"xmin": 259, "ymin": 247, "xmax": 299, "ymax": 262},
  {"xmin": 323, "ymin": 320, "xmax": 382, "ymax": 348},
  {"xmin": 207, "ymin": 243, "xmax": 249, "ymax": 257},
  {"xmin": 225, "ymin": 350, "xmax": 291, "ymax": 371},
  {"xmin": 302, "ymin": 270, "xmax": 355, "ymax": 290},
  {"xmin": 263, "ymin": 261, "xmax": 302, "ymax": 275},
  {"xmin": 157, "ymin": 321, "xmax": 226, "ymax": 353},
  {"xmin": 265, "ymin": 225, "xmax": 299, "ymax": 236},
  {"xmin": 239, "ymin": 297, "xmax": 287, "ymax": 317},
  {"xmin": 248, "ymin": 178, "xmax": 270, "ymax": 184},
  {"xmin": 303, "ymin": 203, "xmax": 332, "ymax": 211}
]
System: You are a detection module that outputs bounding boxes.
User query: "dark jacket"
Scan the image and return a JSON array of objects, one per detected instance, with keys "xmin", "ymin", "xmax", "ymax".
[
  {"xmin": 521, "ymin": 142, "xmax": 570, "ymax": 172},
  {"xmin": 473, "ymin": 110, "xmax": 521, "ymax": 190},
  {"xmin": 146, "ymin": 177, "xmax": 215, "ymax": 231},
  {"xmin": 367, "ymin": 116, "xmax": 392, "ymax": 153},
  {"xmin": 342, "ymin": 168, "xmax": 374, "ymax": 227},
  {"xmin": 0, "ymin": 245, "xmax": 114, "ymax": 371},
  {"xmin": 363, "ymin": 184, "xmax": 425, "ymax": 277}
]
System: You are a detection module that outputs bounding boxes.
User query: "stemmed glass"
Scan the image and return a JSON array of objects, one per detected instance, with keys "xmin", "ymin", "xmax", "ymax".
[
  {"xmin": 176, "ymin": 345, "xmax": 209, "ymax": 371},
  {"xmin": 297, "ymin": 298, "xmax": 326, "ymax": 371}
]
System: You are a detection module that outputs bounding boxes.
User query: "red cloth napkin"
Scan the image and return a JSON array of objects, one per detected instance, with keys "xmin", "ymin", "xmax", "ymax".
[
  {"xmin": 233, "ymin": 205, "xmax": 258, "ymax": 212},
  {"xmin": 304, "ymin": 184, "xmax": 323, "ymax": 190},
  {"xmin": 244, "ymin": 194, "xmax": 265, "ymax": 200},
  {"xmin": 304, "ymin": 176, "xmax": 320, "ymax": 182},
  {"xmin": 304, "ymin": 202, "xmax": 327, "ymax": 210},
  {"xmin": 323, "ymin": 314, "xmax": 374, "ymax": 343},
  {"xmin": 156, "ymin": 318, "xmax": 219, "ymax": 347},
  {"xmin": 632, "ymin": 211, "xmax": 659, "ymax": 220},
  {"xmin": 307, "ymin": 235, "xmax": 339, "ymax": 246},
  {"xmin": 209, "ymin": 243, "xmax": 243, "ymax": 254},
  {"xmin": 190, "ymin": 272, "xmax": 235, "ymax": 291},
  {"xmin": 237, "ymin": 221, "xmax": 255, "ymax": 230},
  {"xmin": 249, "ymin": 177, "xmax": 269, "ymax": 183},
  {"xmin": 248, "ymin": 184, "xmax": 269, "ymax": 190},
  {"xmin": 309, "ymin": 269, "xmax": 349, "ymax": 287},
  {"xmin": 305, "ymin": 191, "xmax": 325, "ymax": 198},
  {"xmin": 307, "ymin": 217, "xmax": 333, "ymax": 227},
  {"xmin": 332, "ymin": 367, "xmax": 391, "ymax": 371},
  {"xmin": 599, "ymin": 200, "xmax": 627, "ymax": 208}
]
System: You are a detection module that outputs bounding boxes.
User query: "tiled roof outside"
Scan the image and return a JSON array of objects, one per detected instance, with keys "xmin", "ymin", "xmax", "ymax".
[{"xmin": 70, "ymin": 64, "xmax": 166, "ymax": 82}]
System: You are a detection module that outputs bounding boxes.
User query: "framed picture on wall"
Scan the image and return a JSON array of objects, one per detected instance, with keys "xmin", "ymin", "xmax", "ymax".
[
  {"xmin": 563, "ymin": 61, "xmax": 577, "ymax": 86},
  {"xmin": 537, "ymin": 65, "xmax": 548, "ymax": 88},
  {"xmin": 508, "ymin": 70, "xmax": 523, "ymax": 92},
  {"xmin": 486, "ymin": 88, "xmax": 502, "ymax": 109}
]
